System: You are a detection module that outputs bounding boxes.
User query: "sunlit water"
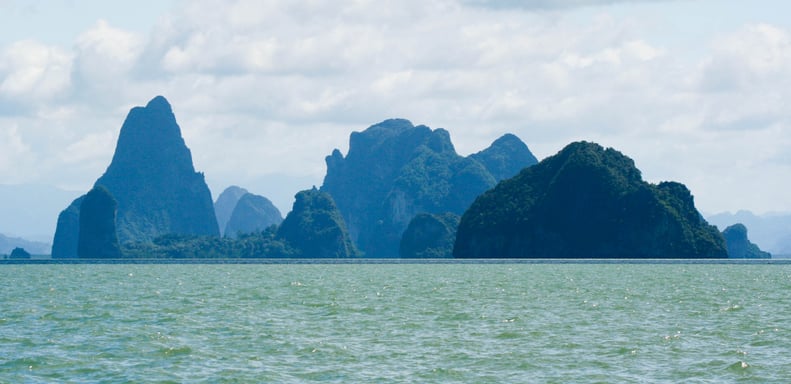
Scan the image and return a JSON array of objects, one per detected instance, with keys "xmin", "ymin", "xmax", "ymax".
[{"xmin": 2, "ymin": 263, "xmax": 791, "ymax": 383}]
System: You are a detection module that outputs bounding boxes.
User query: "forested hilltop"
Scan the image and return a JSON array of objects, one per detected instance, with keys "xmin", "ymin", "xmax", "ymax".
[{"xmin": 454, "ymin": 142, "xmax": 728, "ymax": 259}]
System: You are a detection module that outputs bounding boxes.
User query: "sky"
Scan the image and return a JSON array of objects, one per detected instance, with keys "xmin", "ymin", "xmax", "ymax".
[{"xmin": 1, "ymin": 0, "xmax": 791, "ymax": 219}]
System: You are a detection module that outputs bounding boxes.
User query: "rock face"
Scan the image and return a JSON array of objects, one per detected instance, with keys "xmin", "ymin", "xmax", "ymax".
[
  {"xmin": 224, "ymin": 193, "xmax": 283, "ymax": 238},
  {"xmin": 321, "ymin": 119, "xmax": 537, "ymax": 257},
  {"xmin": 399, "ymin": 212, "xmax": 460, "ymax": 258},
  {"xmin": 51, "ymin": 196, "xmax": 84, "ymax": 258},
  {"xmin": 78, "ymin": 186, "xmax": 122, "ymax": 259},
  {"xmin": 214, "ymin": 186, "xmax": 249, "ymax": 236},
  {"xmin": 277, "ymin": 188, "xmax": 359, "ymax": 258},
  {"xmin": 722, "ymin": 223, "xmax": 771, "ymax": 259},
  {"xmin": 454, "ymin": 141, "xmax": 727, "ymax": 259},
  {"xmin": 52, "ymin": 96, "xmax": 219, "ymax": 257}
]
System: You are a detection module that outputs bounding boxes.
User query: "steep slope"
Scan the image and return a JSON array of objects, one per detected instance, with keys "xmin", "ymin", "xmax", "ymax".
[
  {"xmin": 52, "ymin": 96, "xmax": 218, "ymax": 257},
  {"xmin": 51, "ymin": 196, "xmax": 84, "ymax": 258},
  {"xmin": 78, "ymin": 186, "xmax": 122, "ymax": 259},
  {"xmin": 214, "ymin": 186, "xmax": 249, "ymax": 236},
  {"xmin": 454, "ymin": 141, "xmax": 727, "ymax": 259}
]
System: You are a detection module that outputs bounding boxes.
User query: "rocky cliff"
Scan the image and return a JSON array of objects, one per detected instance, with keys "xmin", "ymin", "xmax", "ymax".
[
  {"xmin": 321, "ymin": 119, "xmax": 536, "ymax": 257},
  {"xmin": 51, "ymin": 196, "xmax": 84, "ymax": 258},
  {"xmin": 454, "ymin": 141, "xmax": 727, "ymax": 258},
  {"xmin": 78, "ymin": 186, "xmax": 122, "ymax": 258},
  {"xmin": 52, "ymin": 96, "xmax": 219, "ymax": 257},
  {"xmin": 722, "ymin": 223, "xmax": 771, "ymax": 259}
]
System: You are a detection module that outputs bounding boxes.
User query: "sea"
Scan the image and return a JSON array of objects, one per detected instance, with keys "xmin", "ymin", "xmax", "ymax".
[{"xmin": 1, "ymin": 261, "xmax": 790, "ymax": 383}]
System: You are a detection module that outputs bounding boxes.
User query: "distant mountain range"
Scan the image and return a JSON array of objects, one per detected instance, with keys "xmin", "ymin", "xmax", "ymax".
[
  {"xmin": 0, "ymin": 184, "xmax": 81, "ymax": 242},
  {"xmin": 3, "ymin": 94, "xmax": 785, "ymax": 259},
  {"xmin": 0, "ymin": 233, "xmax": 50, "ymax": 255}
]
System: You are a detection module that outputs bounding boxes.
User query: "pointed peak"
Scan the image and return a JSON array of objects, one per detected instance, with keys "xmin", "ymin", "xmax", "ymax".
[{"xmin": 145, "ymin": 95, "xmax": 172, "ymax": 111}]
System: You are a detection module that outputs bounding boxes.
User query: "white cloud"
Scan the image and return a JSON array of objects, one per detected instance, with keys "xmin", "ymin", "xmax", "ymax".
[
  {"xmin": 71, "ymin": 20, "xmax": 144, "ymax": 104},
  {"xmin": 461, "ymin": 0, "xmax": 673, "ymax": 10},
  {"xmin": 2, "ymin": 0, "xmax": 791, "ymax": 216},
  {"xmin": 0, "ymin": 40, "xmax": 71, "ymax": 102},
  {"xmin": 0, "ymin": 124, "xmax": 34, "ymax": 182}
]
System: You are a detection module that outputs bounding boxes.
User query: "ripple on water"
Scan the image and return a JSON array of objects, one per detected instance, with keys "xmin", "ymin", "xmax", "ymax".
[{"xmin": 2, "ymin": 264, "xmax": 791, "ymax": 383}]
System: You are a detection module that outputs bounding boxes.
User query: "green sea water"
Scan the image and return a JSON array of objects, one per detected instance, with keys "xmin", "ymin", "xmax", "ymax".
[{"xmin": 1, "ymin": 263, "xmax": 790, "ymax": 383}]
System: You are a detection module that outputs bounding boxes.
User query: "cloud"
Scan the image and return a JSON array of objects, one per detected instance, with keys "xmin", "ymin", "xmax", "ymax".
[
  {"xmin": 698, "ymin": 23, "xmax": 791, "ymax": 132},
  {"xmin": 1, "ymin": 0, "xmax": 791, "ymax": 215},
  {"xmin": 0, "ymin": 40, "xmax": 71, "ymax": 104},
  {"xmin": 70, "ymin": 20, "xmax": 144, "ymax": 105},
  {"xmin": 460, "ymin": 0, "xmax": 673, "ymax": 10},
  {"xmin": 0, "ymin": 124, "xmax": 34, "ymax": 182}
]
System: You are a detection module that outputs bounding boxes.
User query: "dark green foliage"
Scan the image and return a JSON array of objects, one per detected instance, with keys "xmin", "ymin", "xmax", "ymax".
[
  {"xmin": 277, "ymin": 188, "xmax": 359, "ymax": 258},
  {"xmin": 454, "ymin": 141, "xmax": 727, "ymax": 259},
  {"xmin": 214, "ymin": 186, "xmax": 249, "ymax": 236},
  {"xmin": 9, "ymin": 247, "xmax": 31, "ymax": 259},
  {"xmin": 723, "ymin": 223, "xmax": 771, "ymax": 259},
  {"xmin": 322, "ymin": 119, "xmax": 536, "ymax": 258},
  {"xmin": 78, "ymin": 186, "xmax": 122, "ymax": 259},
  {"xmin": 470, "ymin": 133, "xmax": 538, "ymax": 181},
  {"xmin": 52, "ymin": 196, "xmax": 85, "ymax": 258},
  {"xmin": 224, "ymin": 193, "xmax": 283, "ymax": 238},
  {"xmin": 399, "ymin": 212, "xmax": 460, "ymax": 258},
  {"xmin": 121, "ymin": 228, "xmax": 299, "ymax": 259}
]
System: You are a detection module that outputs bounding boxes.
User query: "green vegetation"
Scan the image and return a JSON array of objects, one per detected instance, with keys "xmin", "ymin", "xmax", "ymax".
[
  {"xmin": 455, "ymin": 141, "xmax": 727, "ymax": 258},
  {"xmin": 121, "ymin": 228, "xmax": 297, "ymax": 258},
  {"xmin": 399, "ymin": 212, "xmax": 460, "ymax": 258},
  {"xmin": 277, "ymin": 188, "xmax": 359, "ymax": 258},
  {"xmin": 322, "ymin": 119, "xmax": 536, "ymax": 258},
  {"xmin": 120, "ymin": 188, "xmax": 356, "ymax": 259}
]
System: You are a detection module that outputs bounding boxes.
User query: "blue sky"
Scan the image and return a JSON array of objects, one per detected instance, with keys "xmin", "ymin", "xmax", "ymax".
[{"xmin": 1, "ymin": 0, "xmax": 790, "ymax": 229}]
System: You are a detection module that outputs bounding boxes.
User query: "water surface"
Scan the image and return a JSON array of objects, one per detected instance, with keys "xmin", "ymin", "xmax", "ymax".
[{"xmin": 2, "ymin": 264, "xmax": 790, "ymax": 382}]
